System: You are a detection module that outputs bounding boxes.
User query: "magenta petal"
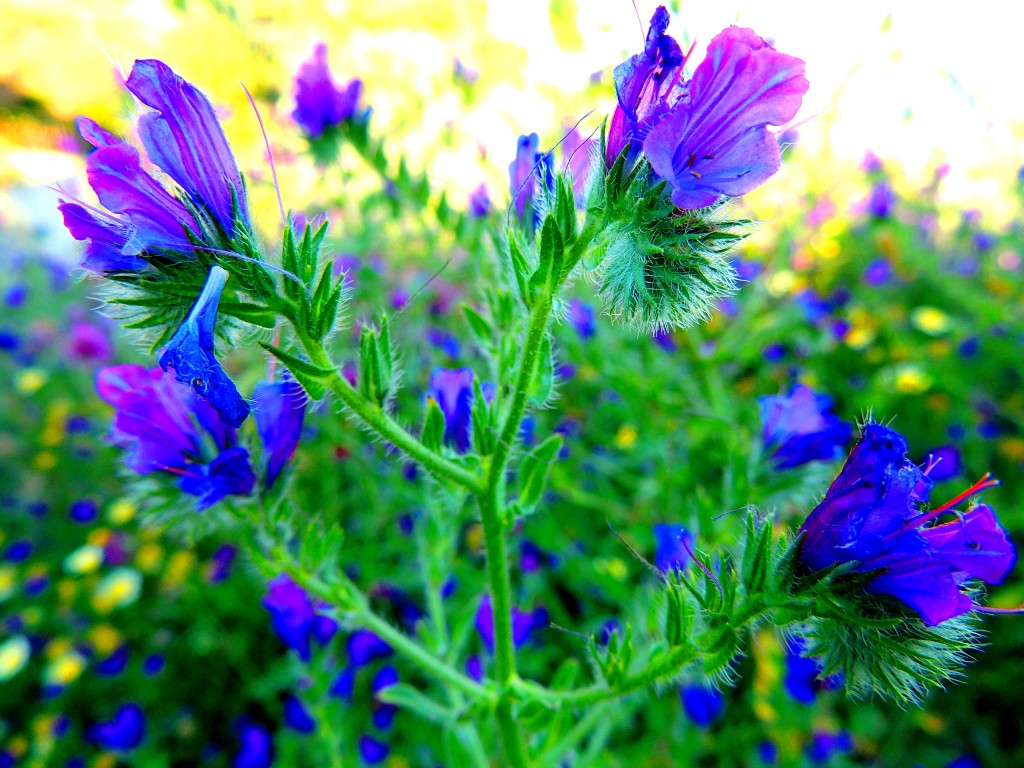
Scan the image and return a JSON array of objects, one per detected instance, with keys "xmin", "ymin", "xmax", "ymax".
[
  {"xmin": 85, "ymin": 143, "xmax": 196, "ymax": 253},
  {"xmin": 126, "ymin": 59, "xmax": 247, "ymax": 235},
  {"xmin": 921, "ymin": 505, "xmax": 1017, "ymax": 585},
  {"xmin": 253, "ymin": 379, "xmax": 307, "ymax": 489},
  {"xmin": 58, "ymin": 200, "xmax": 147, "ymax": 272},
  {"xmin": 76, "ymin": 116, "xmax": 122, "ymax": 149}
]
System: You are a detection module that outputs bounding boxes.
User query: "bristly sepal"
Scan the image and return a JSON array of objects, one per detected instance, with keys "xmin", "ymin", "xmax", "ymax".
[{"xmin": 590, "ymin": 145, "xmax": 744, "ymax": 333}]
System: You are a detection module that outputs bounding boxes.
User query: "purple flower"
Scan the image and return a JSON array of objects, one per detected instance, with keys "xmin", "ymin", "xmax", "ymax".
[
  {"xmin": 253, "ymin": 378, "xmax": 306, "ymax": 489},
  {"xmin": 159, "ymin": 266, "xmax": 250, "ymax": 427},
  {"xmin": 465, "ymin": 655, "xmax": 484, "ymax": 682},
  {"xmin": 798, "ymin": 424, "xmax": 1016, "ymax": 626},
  {"xmin": 806, "ymin": 731, "xmax": 853, "ymax": 765},
  {"xmin": 96, "ymin": 364, "xmax": 255, "ymax": 510},
  {"xmin": 207, "ymin": 543, "xmax": 238, "ymax": 584},
  {"xmin": 641, "ymin": 22, "xmax": 808, "ymax": 209},
  {"xmin": 866, "ymin": 181, "xmax": 895, "ymax": 218},
  {"xmin": 653, "ymin": 524, "xmax": 693, "ymax": 573},
  {"xmin": 293, "ymin": 44, "xmax": 365, "ymax": 138},
  {"xmin": 561, "ymin": 125, "xmax": 596, "ymax": 203},
  {"xmin": 426, "ymin": 367, "xmax": 475, "ymax": 454},
  {"xmin": 679, "ymin": 685, "xmax": 724, "ymax": 727},
  {"xmin": 234, "ymin": 722, "xmax": 274, "ymax": 768},
  {"xmin": 283, "ymin": 695, "xmax": 316, "ymax": 733},
  {"xmin": 782, "ymin": 636, "xmax": 824, "ymax": 704},
  {"xmin": 262, "ymin": 574, "xmax": 337, "ymax": 661},
  {"xmin": 863, "ymin": 258, "xmax": 892, "ymax": 286},
  {"xmin": 142, "ymin": 654, "xmax": 165, "ymax": 676},
  {"xmin": 88, "ymin": 703, "xmax": 147, "ymax": 751},
  {"xmin": 358, "ymin": 735, "xmax": 389, "ymax": 765},
  {"xmin": 128, "ymin": 59, "xmax": 248, "ymax": 234},
  {"xmin": 4, "ymin": 540, "xmax": 33, "ymax": 562},
  {"xmin": 468, "ymin": 183, "xmax": 491, "ymax": 217},
  {"xmin": 509, "ymin": 133, "xmax": 554, "ymax": 223},
  {"xmin": 475, "ymin": 595, "xmax": 547, "ymax": 653},
  {"xmin": 59, "ymin": 59, "xmax": 250, "ymax": 271},
  {"xmin": 759, "ymin": 384, "xmax": 852, "ymax": 469},
  {"xmin": 371, "ymin": 666, "xmax": 399, "ymax": 730},
  {"xmin": 66, "ymin": 321, "xmax": 113, "ymax": 364}
]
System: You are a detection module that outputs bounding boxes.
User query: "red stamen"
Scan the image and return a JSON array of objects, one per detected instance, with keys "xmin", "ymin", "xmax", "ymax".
[{"xmin": 908, "ymin": 473, "xmax": 1000, "ymax": 531}]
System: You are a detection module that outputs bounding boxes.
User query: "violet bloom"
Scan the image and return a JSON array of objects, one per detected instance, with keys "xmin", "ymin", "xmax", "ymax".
[
  {"xmin": 798, "ymin": 424, "xmax": 1016, "ymax": 626},
  {"xmin": 96, "ymin": 364, "xmax": 255, "ymax": 510},
  {"xmin": 653, "ymin": 524, "xmax": 694, "ymax": 573},
  {"xmin": 922, "ymin": 444, "xmax": 961, "ymax": 483},
  {"xmin": 782, "ymin": 636, "xmax": 823, "ymax": 704},
  {"xmin": 759, "ymin": 384, "xmax": 852, "ymax": 469},
  {"xmin": 640, "ymin": 18, "xmax": 809, "ymax": 209},
  {"xmin": 371, "ymin": 665, "xmax": 400, "ymax": 730},
  {"xmin": 475, "ymin": 595, "xmax": 547, "ymax": 653},
  {"xmin": 160, "ymin": 266, "xmax": 250, "ymax": 427},
  {"xmin": 253, "ymin": 378, "xmax": 306, "ymax": 489},
  {"xmin": 89, "ymin": 703, "xmax": 147, "ymax": 751},
  {"xmin": 262, "ymin": 574, "xmax": 338, "ymax": 661},
  {"xmin": 293, "ymin": 43, "xmax": 365, "ymax": 138},
  {"xmin": 468, "ymin": 183, "xmax": 491, "ymax": 217},
  {"xmin": 66, "ymin": 321, "xmax": 113, "ymax": 365},
  {"xmin": 348, "ymin": 629, "xmax": 393, "ymax": 668},
  {"xmin": 561, "ymin": 125, "xmax": 596, "ymax": 203},
  {"xmin": 426, "ymin": 367, "xmax": 475, "ymax": 454},
  {"xmin": 59, "ymin": 59, "xmax": 250, "ymax": 272}
]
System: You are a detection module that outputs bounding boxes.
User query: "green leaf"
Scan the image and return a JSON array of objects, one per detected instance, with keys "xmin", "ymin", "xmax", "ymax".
[
  {"xmin": 462, "ymin": 304, "xmax": 492, "ymax": 343},
  {"xmin": 421, "ymin": 397, "xmax": 447, "ymax": 453},
  {"xmin": 377, "ymin": 684, "xmax": 455, "ymax": 725},
  {"xmin": 517, "ymin": 433, "xmax": 563, "ymax": 508},
  {"xmin": 527, "ymin": 334, "xmax": 554, "ymax": 405},
  {"xmin": 259, "ymin": 343, "xmax": 334, "ymax": 400}
]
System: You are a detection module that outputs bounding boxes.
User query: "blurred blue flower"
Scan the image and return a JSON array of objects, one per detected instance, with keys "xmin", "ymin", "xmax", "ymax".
[
  {"xmin": 652, "ymin": 524, "xmax": 693, "ymax": 573},
  {"xmin": 759, "ymin": 384, "xmax": 851, "ymax": 469},
  {"xmin": 89, "ymin": 703, "xmax": 147, "ymax": 751},
  {"xmin": 262, "ymin": 574, "xmax": 338, "ymax": 662},
  {"xmin": 68, "ymin": 498, "xmax": 99, "ymax": 523},
  {"xmin": 922, "ymin": 444, "xmax": 961, "ymax": 483},
  {"xmin": 96, "ymin": 645, "xmax": 130, "ymax": 677},
  {"xmin": 566, "ymin": 299, "xmax": 596, "ymax": 339},
  {"xmin": 475, "ymin": 595, "xmax": 547, "ymax": 653},
  {"xmin": 253, "ymin": 378, "xmax": 307, "ymax": 489},
  {"xmin": 679, "ymin": 685, "xmax": 724, "ymax": 727},
  {"xmin": 426, "ymin": 367, "xmax": 476, "ymax": 454},
  {"xmin": 509, "ymin": 132, "xmax": 554, "ymax": 225},
  {"xmin": 329, "ymin": 665, "xmax": 356, "ymax": 702},
  {"xmin": 283, "ymin": 695, "xmax": 316, "ymax": 733},
  {"xmin": 371, "ymin": 665, "xmax": 399, "ymax": 730},
  {"xmin": 348, "ymin": 629, "xmax": 393, "ymax": 668},
  {"xmin": 468, "ymin": 183, "xmax": 491, "ymax": 217},
  {"xmin": 798, "ymin": 424, "xmax": 1015, "ymax": 626},
  {"xmin": 159, "ymin": 266, "xmax": 250, "ymax": 427},
  {"xmin": 806, "ymin": 730, "xmax": 853, "ymax": 765},
  {"xmin": 234, "ymin": 722, "xmax": 274, "ymax": 768},
  {"xmin": 358, "ymin": 735, "xmax": 389, "ymax": 765}
]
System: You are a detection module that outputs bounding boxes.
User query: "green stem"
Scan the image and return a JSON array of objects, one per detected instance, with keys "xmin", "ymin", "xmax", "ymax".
[
  {"xmin": 294, "ymin": 328, "xmax": 483, "ymax": 493},
  {"xmin": 520, "ymin": 645, "xmax": 698, "ymax": 707},
  {"xmin": 534, "ymin": 703, "xmax": 614, "ymax": 768}
]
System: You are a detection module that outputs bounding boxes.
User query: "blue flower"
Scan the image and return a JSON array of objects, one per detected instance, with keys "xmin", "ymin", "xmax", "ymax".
[
  {"xmin": 262, "ymin": 574, "xmax": 338, "ymax": 661},
  {"xmin": 253, "ymin": 378, "xmax": 306, "ymax": 489},
  {"xmin": 88, "ymin": 703, "xmax": 147, "ymax": 751},
  {"xmin": 921, "ymin": 444, "xmax": 961, "ymax": 483},
  {"xmin": 806, "ymin": 731, "xmax": 853, "ymax": 765},
  {"xmin": 566, "ymin": 299, "xmax": 596, "ymax": 340},
  {"xmin": 160, "ymin": 266, "xmax": 250, "ymax": 427},
  {"xmin": 348, "ymin": 629, "xmax": 393, "ymax": 668},
  {"xmin": 371, "ymin": 665, "xmax": 400, "ymax": 731},
  {"xmin": 329, "ymin": 665, "xmax": 356, "ymax": 702},
  {"xmin": 234, "ymin": 722, "xmax": 274, "ymax": 768},
  {"xmin": 293, "ymin": 44, "xmax": 365, "ymax": 138},
  {"xmin": 509, "ymin": 133, "xmax": 554, "ymax": 225},
  {"xmin": 283, "ymin": 695, "xmax": 316, "ymax": 733},
  {"xmin": 475, "ymin": 595, "xmax": 547, "ymax": 653},
  {"xmin": 96, "ymin": 645, "xmax": 130, "ymax": 677},
  {"xmin": 468, "ymin": 183, "xmax": 491, "ymax": 217},
  {"xmin": 426, "ymin": 367, "xmax": 476, "ymax": 454},
  {"xmin": 358, "ymin": 735, "xmax": 389, "ymax": 765},
  {"xmin": 798, "ymin": 424, "xmax": 1016, "ymax": 626},
  {"xmin": 759, "ymin": 384, "xmax": 852, "ymax": 469},
  {"xmin": 679, "ymin": 684, "xmax": 724, "ymax": 727},
  {"xmin": 653, "ymin": 524, "xmax": 694, "ymax": 573},
  {"xmin": 97, "ymin": 364, "xmax": 255, "ymax": 510}
]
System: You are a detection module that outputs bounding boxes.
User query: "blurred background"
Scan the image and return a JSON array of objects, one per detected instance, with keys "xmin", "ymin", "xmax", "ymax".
[{"xmin": 2, "ymin": 1, "xmax": 1024, "ymax": 766}]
